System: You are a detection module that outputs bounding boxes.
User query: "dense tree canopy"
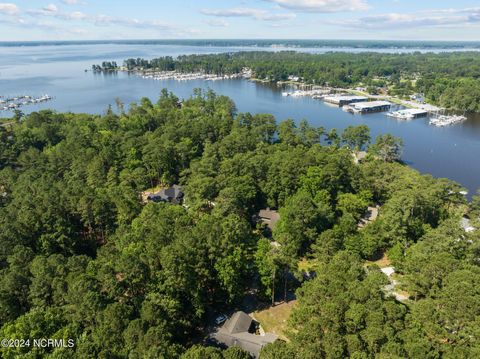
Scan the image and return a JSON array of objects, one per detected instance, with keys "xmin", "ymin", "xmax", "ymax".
[{"xmin": 0, "ymin": 90, "xmax": 477, "ymax": 358}]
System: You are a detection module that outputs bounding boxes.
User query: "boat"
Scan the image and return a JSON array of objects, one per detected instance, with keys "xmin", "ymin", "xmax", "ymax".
[
  {"xmin": 386, "ymin": 109, "xmax": 428, "ymax": 120},
  {"xmin": 0, "ymin": 94, "xmax": 54, "ymax": 111},
  {"xmin": 429, "ymin": 114, "xmax": 467, "ymax": 127}
]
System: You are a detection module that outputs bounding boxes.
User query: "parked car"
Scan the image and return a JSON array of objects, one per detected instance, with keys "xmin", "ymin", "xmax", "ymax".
[{"xmin": 215, "ymin": 314, "xmax": 228, "ymax": 325}]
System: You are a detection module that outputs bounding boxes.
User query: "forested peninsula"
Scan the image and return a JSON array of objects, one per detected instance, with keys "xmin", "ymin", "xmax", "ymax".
[
  {"xmin": 1, "ymin": 90, "xmax": 480, "ymax": 358},
  {"xmin": 107, "ymin": 52, "xmax": 480, "ymax": 112}
]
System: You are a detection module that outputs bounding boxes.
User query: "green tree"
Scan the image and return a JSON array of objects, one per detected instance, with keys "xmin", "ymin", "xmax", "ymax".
[
  {"xmin": 341, "ymin": 125, "xmax": 371, "ymax": 151},
  {"xmin": 369, "ymin": 134, "xmax": 403, "ymax": 162}
]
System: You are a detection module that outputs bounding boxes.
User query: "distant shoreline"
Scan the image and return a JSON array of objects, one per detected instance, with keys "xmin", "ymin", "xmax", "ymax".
[{"xmin": 2, "ymin": 39, "xmax": 480, "ymax": 50}]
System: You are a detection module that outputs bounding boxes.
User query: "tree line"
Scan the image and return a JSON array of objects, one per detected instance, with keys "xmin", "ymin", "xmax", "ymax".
[{"xmin": 117, "ymin": 51, "xmax": 480, "ymax": 112}]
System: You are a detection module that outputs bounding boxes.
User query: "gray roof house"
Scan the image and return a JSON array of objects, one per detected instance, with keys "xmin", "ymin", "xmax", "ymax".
[
  {"xmin": 358, "ymin": 205, "xmax": 380, "ymax": 228},
  {"xmin": 147, "ymin": 185, "xmax": 184, "ymax": 204},
  {"xmin": 257, "ymin": 209, "xmax": 280, "ymax": 231},
  {"xmin": 211, "ymin": 311, "xmax": 278, "ymax": 358}
]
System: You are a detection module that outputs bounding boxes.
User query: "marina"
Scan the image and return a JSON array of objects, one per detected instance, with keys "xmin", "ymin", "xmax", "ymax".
[
  {"xmin": 137, "ymin": 68, "xmax": 253, "ymax": 82},
  {"xmin": 429, "ymin": 114, "xmax": 467, "ymax": 127},
  {"xmin": 386, "ymin": 109, "xmax": 429, "ymax": 120},
  {"xmin": 0, "ymin": 95, "xmax": 53, "ymax": 111},
  {"xmin": 343, "ymin": 101, "xmax": 392, "ymax": 114},
  {"xmin": 281, "ymin": 89, "xmax": 330, "ymax": 98},
  {"xmin": 0, "ymin": 42, "xmax": 479, "ymax": 198}
]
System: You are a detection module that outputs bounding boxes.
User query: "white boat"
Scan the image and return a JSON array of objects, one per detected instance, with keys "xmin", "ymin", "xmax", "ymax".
[
  {"xmin": 429, "ymin": 114, "xmax": 467, "ymax": 127},
  {"xmin": 386, "ymin": 109, "xmax": 428, "ymax": 120},
  {"xmin": 0, "ymin": 94, "xmax": 53, "ymax": 111}
]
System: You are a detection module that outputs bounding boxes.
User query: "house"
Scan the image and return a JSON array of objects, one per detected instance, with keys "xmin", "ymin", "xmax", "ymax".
[
  {"xmin": 358, "ymin": 206, "xmax": 380, "ymax": 228},
  {"xmin": 256, "ymin": 209, "xmax": 280, "ymax": 231},
  {"xmin": 211, "ymin": 311, "xmax": 278, "ymax": 358},
  {"xmin": 146, "ymin": 185, "xmax": 184, "ymax": 204},
  {"xmin": 352, "ymin": 151, "xmax": 367, "ymax": 164},
  {"xmin": 410, "ymin": 93, "xmax": 425, "ymax": 103},
  {"xmin": 461, "ymin": 217, "xmax": 476, "ymax": 233}
]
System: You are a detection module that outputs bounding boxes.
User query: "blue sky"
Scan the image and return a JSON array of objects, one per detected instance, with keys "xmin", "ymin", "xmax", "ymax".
[{"xmin": 1, "ymin": 0, "xmax": 480, "ymax": 41}]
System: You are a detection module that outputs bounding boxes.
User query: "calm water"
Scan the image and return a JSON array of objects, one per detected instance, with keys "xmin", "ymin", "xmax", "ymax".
[{"xmin": 1, "ymin": 43, "xmax": 480, "ymax": 196}]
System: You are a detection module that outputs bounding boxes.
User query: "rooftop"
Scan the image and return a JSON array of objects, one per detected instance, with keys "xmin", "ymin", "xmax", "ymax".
[
  {"xmin": 224, "ymin": 311, "xmax": 254, "ymax": 334},
  {"xmin": 324, "ymin": 95, "xmax": 368, "ymax": 104},
  {"xmin": 324, "ymin": 95, "xmax": 368, "ymax": 101},
  {"xmin": 461, "ymin": 217, "xmax": 476, "ymax": 233},
  {"xmin": 352, "ymin": 151, "xmax": 368, "ymax": 164},
  {"xmin": 258, "ymin": 209, "xmax": 280, "ymax": 230},
  {"xmin": 398, "ymin": 108, "xmax": 428, "ymax": 115},
  {"xmin": 351, "ymin": 101, "xmax": 391, "ymax": 109},
  {"xmin": 144, "ymin": 184, "xmax": 184, "ymax": 204},
  {"xmin": 358, "ymin": 206, "xmax": 380, "ymax": 228},
  {"xmin": 211, "ymin": 311, "xmax": 278, "ymax": 358}
]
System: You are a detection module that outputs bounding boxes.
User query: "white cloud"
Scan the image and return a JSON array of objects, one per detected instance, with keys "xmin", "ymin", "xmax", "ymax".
[
  {"xmin": 27, "ymin": 5, "xmax": 88, "ymax": 20},
  {"xmin": 61, "ymin": 0, "xmax": 88, "ymax": 6},
  {"xmin": 201, "ymin": 7, "xmax": 295, "ymax": 21},
  {"xmin": 335, "ymin": 8, "xmax": 480, "ymax": 29},
  {"xmin": 266, "ymin": 0, "xmax": 369, "ymax": 12},
  {"xmin": 2, "ymin": 2, "xmax": 196, "ymax": 38},
  {"xmin": 26, "ymin": 4, "xmax": 175, "ymax": 30},
  {"xmin": 206, "ymin": 19, "xmax": 230, "ymax": 27},
  {"xmin": 92, "ymin": 15, "xmax": 171, "ymax": 29},
  {"xmin": 43, "ymin": 4, "xmax": 58, "ymax": 13},
  {"xmin": 0, "ymin": 3, "xmax": 19, "ymax": 15},
  {"xmin": 2, "ymin": 15, "xmax": 88, "ymax": 36}
]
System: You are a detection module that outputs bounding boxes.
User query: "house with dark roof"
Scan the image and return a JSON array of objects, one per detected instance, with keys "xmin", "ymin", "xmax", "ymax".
[
  {"xmin": 146, "ymin": 185, "xmax": 184, "ymax": 204},
  {"xmin": 211, "ymin": 311, "xmax": 278, "ymax": 358}
]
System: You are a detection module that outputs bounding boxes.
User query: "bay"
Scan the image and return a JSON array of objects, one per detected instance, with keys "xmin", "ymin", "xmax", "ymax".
[{"xmin": 1, "ymin": 42, "xmax": 479, "ymax": 196}]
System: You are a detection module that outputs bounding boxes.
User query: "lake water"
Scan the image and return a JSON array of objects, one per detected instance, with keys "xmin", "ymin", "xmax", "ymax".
[{"xmin": 1, "ymin": 42, "xmax": 480, "ymax": 196}]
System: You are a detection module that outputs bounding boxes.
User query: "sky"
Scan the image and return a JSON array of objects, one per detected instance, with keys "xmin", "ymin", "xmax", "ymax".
[{"xmin": 1, "ymin": 0, "xmax": 480, "ymax": 41}]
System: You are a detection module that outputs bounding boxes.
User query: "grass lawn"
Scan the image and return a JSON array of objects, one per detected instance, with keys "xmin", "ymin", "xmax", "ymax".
[
  {"xmin": 365, "ymin": 253, "xmax": 391, "ymax": 268},
  {"xmin": 252, "ymin": 300, "xmax": 297, "ymax": 341},
  {"xmin": 297, "ymin": 258, "xmax": 318, "ymax": 272}
]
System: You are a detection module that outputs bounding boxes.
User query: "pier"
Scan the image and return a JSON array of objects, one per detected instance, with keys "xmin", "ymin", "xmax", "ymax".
[
  {"xmin": 137, "ymin": 68, "xmax": 253, "ymax": 82},
  {"xmin": 282, "ymin": 89, "xmax": 330, "ymax": 98},
  {"xmin": 386, "ymin": 109, "xmax": 428, "ymax": 120},
  {"xmin": 429, "ymin": 115, "xmax": 467, "ymax": 127},
  {"xmin": 0, "ymin": 95, "xmax": 53, "ymax": 111}
]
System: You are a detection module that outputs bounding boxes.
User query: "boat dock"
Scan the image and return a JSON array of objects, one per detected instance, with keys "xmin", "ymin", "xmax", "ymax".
[
  {"xmin": 344, "ymin": 101, "xmax": 392, "ymax": 114},
  {"xmin": 386, "ymin": 108, "xmax": 428, "ymax": 120},
  {"xmin": 0, "ymin": 95, "xmax": 53, "ymax": 111},
  {"xmin": 282, "ymin": 89, "xmax": 330, "ymax": 98},
  {"xmin": 429, "ymin": 115, "xmax": 467, "ymax": 127},
  {"xmin": 323, "ymin": 95, "xmax": 368, "ymax": 106}
]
